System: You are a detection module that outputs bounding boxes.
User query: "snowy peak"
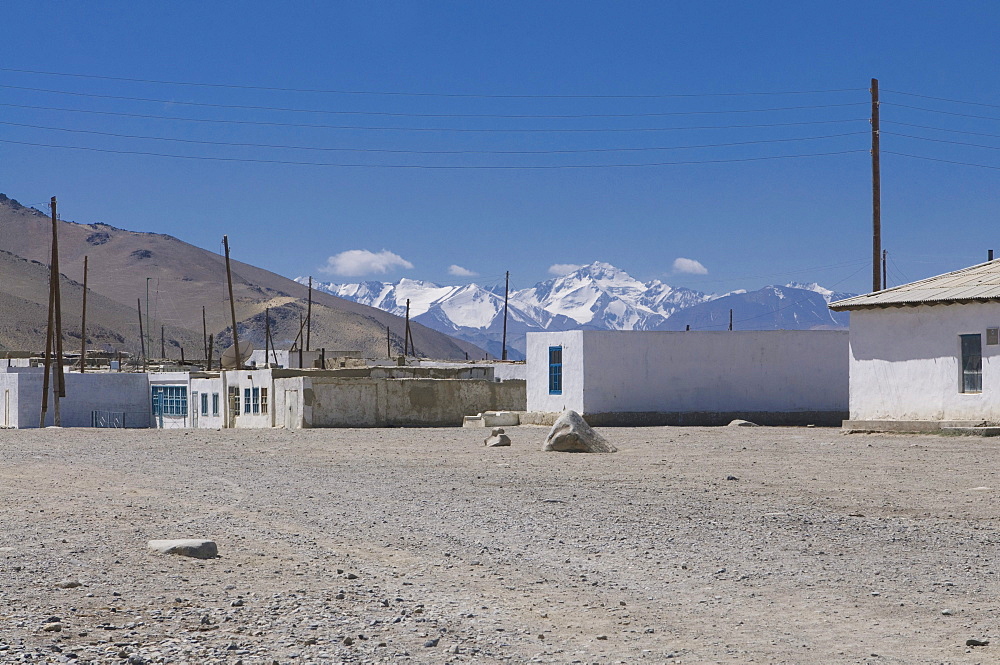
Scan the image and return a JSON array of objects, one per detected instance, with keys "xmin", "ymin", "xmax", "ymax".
[{"xmin": 302, "ymin": 265, "xmax": 855, "ymax": 360}]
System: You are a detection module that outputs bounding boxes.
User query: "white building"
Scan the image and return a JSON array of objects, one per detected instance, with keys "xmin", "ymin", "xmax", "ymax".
[
  {"xmin": 525, "ymin": 330, "xmax": 849, "ymax": 426},
  {"xmin": 1, "ymin": 367, "xmax": 150, "ymax": 428},
  {"xmin": 830, "ymin": 260, "xmax": 1000, "ymax": 430}
]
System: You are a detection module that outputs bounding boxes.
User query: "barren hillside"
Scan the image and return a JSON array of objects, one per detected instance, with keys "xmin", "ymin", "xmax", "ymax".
[{"xmin": 0, "ymin": 194, "xmax": 484, "ymax": 360}]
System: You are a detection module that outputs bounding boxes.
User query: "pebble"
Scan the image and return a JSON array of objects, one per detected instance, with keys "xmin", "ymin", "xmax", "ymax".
[{"xmin": 424, "ymin": 637, "xmax": 440, "ymax": 647}]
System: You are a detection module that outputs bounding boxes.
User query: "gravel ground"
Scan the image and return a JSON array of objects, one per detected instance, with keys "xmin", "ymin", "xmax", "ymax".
[{"xmin": 1, "ymin": 424, "xmax": 999, "ymax": 664}]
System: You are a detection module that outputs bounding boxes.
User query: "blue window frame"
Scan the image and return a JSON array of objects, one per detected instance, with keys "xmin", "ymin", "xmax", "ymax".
[
  {"xmin": 961, "ymin": 334, "xmax": 983, "ymax": 393},
  {"xmin": 151, "ymin": 386, "xmax": 187, "ymax": 417},
  {"xmin": 243, "ymin": 387, "xmax": 260, "ymax": 414},
  {"xmin": 548, "ymin": 346, "xmax": 563, "ymax": 394},
  {"xmin": 244, "ymin": 388, "xmax": 252, "ymax": 414},
  {"xmin": 212, "ymin": 393, "xmax": 220, "ymax": 416},
  {"xmin": 201, "ymin": 392, "xmax": 209, "ymax": 416}
]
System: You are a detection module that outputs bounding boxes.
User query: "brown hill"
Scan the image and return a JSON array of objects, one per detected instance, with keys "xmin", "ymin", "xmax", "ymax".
[{"xmin": 0, "ymin": 194, "xmax": 484, "ymax": 360}]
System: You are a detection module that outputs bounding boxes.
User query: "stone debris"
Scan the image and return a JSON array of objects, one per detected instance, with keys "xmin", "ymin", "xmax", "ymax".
[
  {"xmin": 484, "ymin": 427, "xmax": 512, "ymax": 447},
  {"xmin": 727, "ymin": 419, "xmax": 759, "ymax": 427},
  {"xmin": 542, "ymin": 410, "xmax": 617, "ymax": 453},
  {"xmin": 147, "ymin": 539, "xmax": 218, "ymax": 559}
]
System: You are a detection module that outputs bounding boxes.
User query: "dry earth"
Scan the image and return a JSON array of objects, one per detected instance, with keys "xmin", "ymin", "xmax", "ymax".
[{"xmin": 1, "ymin": 425, "xmax": 999, "ymax": 664}]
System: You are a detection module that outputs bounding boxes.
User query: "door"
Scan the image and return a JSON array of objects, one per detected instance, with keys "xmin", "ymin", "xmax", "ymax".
[
  {"xmin": 191, "ymin": 392, "xmax": 199, "ymax": 428},
  {"xmin": 285, "ymin": 390, "xmax": 299, "ymax": 429},
  {"xmin": 3, "ymin": 389, "xmax": 8, "ymax": 428}
]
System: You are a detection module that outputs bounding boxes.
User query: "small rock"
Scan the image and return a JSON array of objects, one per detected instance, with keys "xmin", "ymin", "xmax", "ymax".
[
  {"xmin": 342, "ymin": 636, "xmax": 354, "ymax": 646},
  {"xmin": 57, "ymin": 580, "xmax": 82, "ymax": 589},
  {"xmin": 484, "ymin": 428, "xmax": 512, "ymax": 447},
  {"xmin": 41, "ymin": 622, "xmax": 62, "ymax": 632},
  {"xmin": 346, "ymin": 573, "xmax": 358, "ymax": 580},
  {"xmin": 147, "ymin": 539, "xmax": 218, "ymax": 559},
  {"xmin": 304, "ymin": 637, "xmax": 317, "ymax": 645},
  {"xmin": 726, "ymin": 475, "xmax": 739, "ymax": 481},
  {"xmin": 967, "ymin": 638, "xmax": 989, "ymax": 647},
  {"xmin": 942, "ymin": 609, "xmax": 953, "ymax": 616},
  {"xmin": 596, "ymin": 634, "xmax": 608, "ymax": 640},
  {"xmin": 727, "ymin": 419, "xmax": 759, "ymax": 427},
  {"xmin": 424, "ymin": 638, "xmax": 440, "ymax": 647},
  {"xmin": 231, "ymin": 599, "xmax": 244, "ymax": 607}
]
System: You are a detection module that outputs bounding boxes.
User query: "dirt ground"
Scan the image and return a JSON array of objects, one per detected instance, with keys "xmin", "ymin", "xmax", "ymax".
[{"xmin": 1, "ymin": 424, "xmax": 998, "ymax": 664}]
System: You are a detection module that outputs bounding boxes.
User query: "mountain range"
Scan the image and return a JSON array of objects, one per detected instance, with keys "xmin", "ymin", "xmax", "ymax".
[{"xmin": 302, "ymin": 262, "xmax": 856, "ymax": 360}]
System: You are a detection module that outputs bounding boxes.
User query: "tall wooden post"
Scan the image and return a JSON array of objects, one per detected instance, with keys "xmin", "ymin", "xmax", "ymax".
[
  {"xmin": 298, "ymin": 313, "xmax": 304, "ymax": 368},
  {"xmin": 729, "ymin": 309, "xmax": 733, "ymax": 331},
  {"xmin": 306, "ymin": 276, "xmax": 312, "ymax": 352},
  {"xmin": 387, "ymin": 325, "xmax": 391, "ymax": 359},
  {"xmin": 207, "ymin": 334, "xmax": 214, "ymax": 371},
  {"xmin": 223, "ymin": 235, "xmax": 241, "ymax": 369},
  {"xmin": 404, "ymin": 299, "xmax": 413, "ymax": 356},
  {"xmin": 137, "ymin": 299, "xmax": 146, "ymax": 370},
  {"xmin": 882, "ymin": 250, "xmax": 888, "ymax": 291},
  {"xmin": 202, "ymin": 305, "xmax": 208, "ymax": 363},
  {"xmin": 264, "ymin": 307, "xmax": 270, "ymax": 368},
  {"xmin": 51, "ymin": 198, "xmax": 65, "ymax": 407},
  {"xmin": 80, "ymin": 255, "xmax": 88, "ymax": 372},
  {"xmin": 39, "ymin": 205, "xmax": 57, "ymax": 426},
  {"xmin": 871, "ymin": 77, "xmax": 882, "ymax": 292},
  {"xmin": 160, "ymin": 325, "xmax": 165, "ymax": 360},
  {"xmin": 501, "ymin": 271, "xmax": 509, "ymax": 361}
]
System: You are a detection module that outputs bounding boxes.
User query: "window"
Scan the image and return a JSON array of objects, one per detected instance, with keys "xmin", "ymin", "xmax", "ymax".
[
  {"xmin": 151, "ymin": 386, "xmax": 187, "ymax": 416},
  {"xmin": 228, "ymin": 387, "xmax": 239, "ymax": 416},
  {"xmin": 212, "ymin": 393, "xmax": 220, "ymax": 417},
  {"xmin": 548, "ymin": 346, "xmax": 563, "ymax": 394},
  {"xmin": 252, "ymin": 387, "xmax": 260, "ymax": 414},
  {"xmin": 201, "ymin": 392, "xmax": 209, "ymax": 416},
  {"xmin": 961, "ymin": 334, "xmax": 983, "ymax": 393},
  {"xmin": 260, "ymin": 388, "xmax": 268, "ymax": 415},
  {"xmin": 244, "ymin": 388, "xmax": 252, "ymax": 414}
]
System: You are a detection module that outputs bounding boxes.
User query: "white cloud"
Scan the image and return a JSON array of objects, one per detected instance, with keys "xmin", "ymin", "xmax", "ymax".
[
  {"xmin": 548, "ymin": 263, "xmax": 583, "ymax": 276},
  {"xmin": 319, "ymin": 249, "xmax": 414, "ymax": 277},
  {"xmin": 448, "ymin": 264, "xmax": 478, "ymax": 277},
  {"xmin": 672, "ymin": 257, "xmax": 708, "ymax": 275}
]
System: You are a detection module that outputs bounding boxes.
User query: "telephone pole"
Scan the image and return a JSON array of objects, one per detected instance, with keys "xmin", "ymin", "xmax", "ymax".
[
  {"xmin": 501, "ymin": 270, "xmax": 509, "ymax": 361},
  {"xmin": 145, "ymin": 277, "xmax": 151, "ymax": 361},
  {"xmin": 871, "ymin": 77, "xmax": 882, "ymax": 292},
  {"xmin": 202, "ymin": 305, "xmax": 208, "ymax": 364},
  {"xmin": 79, "ymin": 255, "xmax": 88, "ymax": 372},
  {"xmin": 306, "ymin": 276, "xmax": 312, "ymax": 352},
  {"xmin": 223, "ymin": 235, "xmax": 241, "ymax": 369},
  {"xmin": 882, "ymin": 249, "xmax": 888, "ymax": 291}
]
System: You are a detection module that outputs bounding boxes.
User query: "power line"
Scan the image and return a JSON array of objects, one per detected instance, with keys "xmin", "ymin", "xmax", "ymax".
[
  {"xmin": 884, "ymin": 120, "xmax": 1000, "ymax": 140},
  {"xmin": 885, "ymin": 150, "xmax": 1000, "ymax": 171},
  {"xmin": 884, "ymin": 131, "xmax": 1000, "ymax": 151},
  {"xmin": 0, "ymin": 84, "xmax": 869, "ymax": 118},
  {"xmin": 0, "ymin": 137, "xmax": 866, "ymax": 168},
  {"xmin": 0, "ymin": 102, "xmax": 870, "ymax": 133},
  {"xmin": 0, "ymin": 121, "xmax": 866, "ymax": 155},
  {"xmin": 0, "ymin": 67, "xmax": 866, "ymax": 98},
  {"xmin": 883, "ymin": 102, "xmax": 1000, "ymax": 122},
  {"xmin": 884, "ymin": 88, "xmax": 1000, "ymax": 111}
]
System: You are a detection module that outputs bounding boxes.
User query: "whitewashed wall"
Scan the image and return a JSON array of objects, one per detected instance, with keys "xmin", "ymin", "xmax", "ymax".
[
  {"xmin": 3, "ymin": 369, "xmax": 150, "ymax": 428},
  {"xmin": 526, "ymin": 330, "xmax": 848, "ymax": 423},
  {"xmin": 849, "ymin": 303, "xmax": 1000, "ymax": 421},
  {"xmin": 190, "ymin": 376, "xmax": 225, "ymax": 429}
]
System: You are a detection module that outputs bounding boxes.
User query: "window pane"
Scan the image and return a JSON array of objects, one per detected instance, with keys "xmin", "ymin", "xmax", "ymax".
[
  {"xmin": 961, "ymin": 334, "xmax": 983, "ymax": 393},
  {"xmin": 548, "ymin": 345, "xmax": 563, "ymax": 394}
]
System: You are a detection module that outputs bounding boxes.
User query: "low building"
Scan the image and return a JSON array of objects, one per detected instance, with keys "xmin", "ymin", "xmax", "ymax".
[
  {"xmin": 525, "ymin": 330, "xmax": 849, "ymax": 426},
  {"xmin": 830, "ymin": 260, "xmax": 1000, "ymax": 431},
  {"xmin": 1, "ymin": 366, "xmax": 150, "ymax": 428}
]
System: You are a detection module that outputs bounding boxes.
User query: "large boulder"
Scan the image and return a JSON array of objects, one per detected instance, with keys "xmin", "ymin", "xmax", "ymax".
[
  {"xmin": 543, "ymin": 410, "xmax": 617, "ymax": 453},
  {"xmin": 148, "ymin": 539, "xmax": 218, "ymax": 559}
]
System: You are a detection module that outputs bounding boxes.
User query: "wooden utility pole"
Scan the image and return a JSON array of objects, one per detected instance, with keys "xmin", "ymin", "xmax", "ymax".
[
  {"xmin": 882, "ymin": 249, "xmax": 888, "ymax": 291},
  {"xmin": 223, "ymin": 235, "xmax": 241, "ymax": 369},
  {"xmin": 39, "ymin": 233, "xmax": 56, "ymax": 427},
  {"xmin": 501, "ymin": 270, "xmax": 509, "ymax": 361},
  {"xmin": 207, "ymin": 334, "xmax": 214, "ymax": 371},
  {"xmin": 404, "ymin": 299, "xmax": 413, "ymax": 356},
  {"xmin": 871, "ymin": 77, "xmax": 882, "ymax": 292},
  {"xmin": 264, "ymin": 307, "xmax": 270, "ymax": 368},
  {"xmin": 79, "ymin": 255, "xmax": 88, "ymax": 372},
  {"xmin": 137, "ymin": 298, "xmax": 146, "ymax": 370},
  {"xmin": 386, "ymin": 325, "xmax": 391, "ymax": 359},
  {"xmin": 51, "ymin": 198, "xmax": 65, "ymax": 403},
  {"xmin": 41, "ymin": 196, "xmax": 64, "ymax": 426},
  {"xmin": 160, "ymin": 325, "xmax": 165, "ymax": 360},
  {"xmin": 306, "ymin": 276, "xmax": 312, "ymax": 352},
  {"xmin": 202, "ymin": 305, "xmax": 208, "ymax": 363},
  {"xmin": 729, "ymin": 309, "xmax": 733, "ymax": 331},
  {"xmin": 298, "ymin": 313, "xmax": 304, "ymax": 368}
]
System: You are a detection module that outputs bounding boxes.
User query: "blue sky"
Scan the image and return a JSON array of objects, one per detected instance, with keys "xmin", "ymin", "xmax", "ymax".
[{"xmin": 2, "ymin": 2, "xmax": 1000, "ymax": 295}]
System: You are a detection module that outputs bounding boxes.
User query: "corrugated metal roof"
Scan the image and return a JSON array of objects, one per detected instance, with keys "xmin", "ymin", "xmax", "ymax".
[{"xmin": 829, "ymin": 259, "xmax": 1000, "ymax": 310}]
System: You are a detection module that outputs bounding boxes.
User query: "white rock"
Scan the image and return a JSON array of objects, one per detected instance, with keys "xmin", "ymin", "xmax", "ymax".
[
  {"xmin": 543, "ymin": 410, "xmax": 617, "ymax": 453},
  {"xmin": 727, "ymin": 419, "xmax": 759, "ymax": 427},
  {"xmin": 484, "ymin": 427, "xmax": 512, "ymax": 447},
  {"xmin": 147, "ymin": 539, "xmax": 218, "ymax": 559}
]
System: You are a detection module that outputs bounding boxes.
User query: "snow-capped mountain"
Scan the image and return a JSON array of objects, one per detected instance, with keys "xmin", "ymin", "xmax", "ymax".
[{"xmin": 299, "ymin": 262, "xmax": 854, "ymax": 359}]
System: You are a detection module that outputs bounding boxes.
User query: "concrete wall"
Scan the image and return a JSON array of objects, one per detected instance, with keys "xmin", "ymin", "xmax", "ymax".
[
  {"xmin": 276, "ymin": 376, "xmax": 526, "ymax": 428},
  {"xmin": 190, "ymin": 376, "xmax": 225, "ymax": 429},
  {"xmin": 849, "ymin": 303, "xmax": 1000, "ymax": 422},
  {"xmin": 527, "ymin": 330, "xmax": 849, "ymax": 425},
  {"xmin": 2, "ymin": 370, "xmax": 150, "ymax": 428},
  {"xmin": 223, "ymin": 370, "xmax": 276, "ymax": 428}
]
